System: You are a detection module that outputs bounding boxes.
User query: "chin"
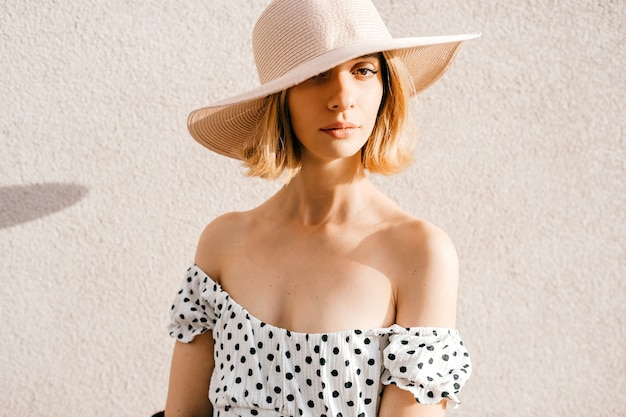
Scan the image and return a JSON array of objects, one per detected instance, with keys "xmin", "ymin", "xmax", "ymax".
[{"xmin": 304, "ymin": 140, "xmax": 369, "ymax": 161}]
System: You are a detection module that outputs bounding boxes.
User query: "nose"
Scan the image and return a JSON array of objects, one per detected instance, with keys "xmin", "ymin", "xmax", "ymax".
[{"xmin": 327, "ymin": 72, "xmax": 355, "ymax": 112}]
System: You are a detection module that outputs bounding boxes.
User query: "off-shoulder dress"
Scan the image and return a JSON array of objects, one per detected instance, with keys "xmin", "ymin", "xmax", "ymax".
[{"xmin": 168, "ymin": 265, "xmax": 471, "ymax": 417}]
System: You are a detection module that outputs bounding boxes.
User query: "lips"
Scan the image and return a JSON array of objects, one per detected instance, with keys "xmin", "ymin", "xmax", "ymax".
[
  {"xmin": 321, "ymin": 122, "xmax": 358, "ymax": 130},
  {"xmin": 320, "ymin": 122, "xmax": 359, "ymax": 139}
]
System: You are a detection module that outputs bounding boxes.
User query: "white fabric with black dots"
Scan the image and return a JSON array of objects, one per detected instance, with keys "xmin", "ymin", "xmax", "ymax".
[{"xmin": 168, "ymin": 265, "xmax": 471, "ymax": 417}]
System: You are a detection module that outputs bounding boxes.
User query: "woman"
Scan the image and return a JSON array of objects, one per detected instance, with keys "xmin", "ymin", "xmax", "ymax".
[{"xmin": 165, "ymin": 1, "xmax": 478, "ymax": 416}]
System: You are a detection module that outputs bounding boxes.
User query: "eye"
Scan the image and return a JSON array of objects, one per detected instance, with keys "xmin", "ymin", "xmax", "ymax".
[{"xmin": 353, "ymin": 66, "xmax": 379, "ymax": 78}]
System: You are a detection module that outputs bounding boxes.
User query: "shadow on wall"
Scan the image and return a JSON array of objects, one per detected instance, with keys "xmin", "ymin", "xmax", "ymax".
[{"xmin": 0, "ymin": 183, "xmax": 89, "ymax": 229}]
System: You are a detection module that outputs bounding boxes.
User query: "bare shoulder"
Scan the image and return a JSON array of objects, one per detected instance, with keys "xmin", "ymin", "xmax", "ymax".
[
  {"xmin": 395, "ymin": 218, "xmax": 458, "ymax": 271},
  {"xmin": 194, "ymin": 211, "xmax": 252, "ymax": 281},
  {"xmin": 387, "ymin": 217, "xmax": 460, "ymax": 328}
]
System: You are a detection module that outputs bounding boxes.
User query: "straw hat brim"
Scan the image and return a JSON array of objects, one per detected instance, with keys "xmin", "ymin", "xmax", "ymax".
[{"xmin": 188, "ymin": 33, "xmax": 480, "ymax": 159}]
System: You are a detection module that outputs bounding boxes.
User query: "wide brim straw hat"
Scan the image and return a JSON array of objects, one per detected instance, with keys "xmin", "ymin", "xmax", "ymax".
[{"xmin": 188, "ymin": 0, "xmax": 480, "ymax": 159}]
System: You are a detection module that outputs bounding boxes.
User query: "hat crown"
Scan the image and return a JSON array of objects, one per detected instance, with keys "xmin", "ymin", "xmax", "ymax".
[{"xmin": 252, "ymin": 0, "xmax": 392, "ymax": 85}]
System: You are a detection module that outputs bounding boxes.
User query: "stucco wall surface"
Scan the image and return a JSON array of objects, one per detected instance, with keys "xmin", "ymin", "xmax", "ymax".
[{"xmin": 1, "ymin": 1, "xmax": 624, "ymax": 416}]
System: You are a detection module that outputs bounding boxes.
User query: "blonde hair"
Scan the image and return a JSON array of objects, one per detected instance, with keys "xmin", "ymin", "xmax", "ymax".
[{"xmin": 240, "ymin": 51, "xmax": 416, "ymax": 182}]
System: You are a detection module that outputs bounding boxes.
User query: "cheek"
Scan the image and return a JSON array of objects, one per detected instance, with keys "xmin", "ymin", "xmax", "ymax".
[
  {"xmin": 374, "ymin": 84, "xmax": 385, "ymax": 110},
  {"xmin": 365, "ymin": 86, "xmax": 385, "ymax": 124},
  {"xmin": 286, "ymin": 90, "xmax": 310, "ymax": 136}
]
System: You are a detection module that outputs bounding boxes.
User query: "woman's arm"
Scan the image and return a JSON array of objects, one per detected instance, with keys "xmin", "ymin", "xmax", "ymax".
[
  {"xmin": 378, "ymin": 221, "xmax": 460, "ymax": 417},
  {"xmin": 379, "ymin": 385, "xmax": 447, "ymax": 417},
  {"xmin": 165, "ymin": 214, "xmax": 237, "ymax": 416},
  {"xmin": 164, "ymin": 332, "xmax": 215, "ymax": 417}
]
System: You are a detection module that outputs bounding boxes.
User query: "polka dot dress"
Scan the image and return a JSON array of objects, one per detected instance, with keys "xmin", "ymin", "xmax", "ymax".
[{"xmin": 168, "ymin": 265, "xmax": 471, "ymax": 417}]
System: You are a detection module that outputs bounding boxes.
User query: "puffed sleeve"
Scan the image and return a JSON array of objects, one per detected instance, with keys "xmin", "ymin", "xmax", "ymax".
[
  {"xmin": 167, "ymin": 265, "xmax": 219, "ymax": 342},
  {"xmin": 381, "ymin": 326, "xmax": 471, "ymax": 408}
]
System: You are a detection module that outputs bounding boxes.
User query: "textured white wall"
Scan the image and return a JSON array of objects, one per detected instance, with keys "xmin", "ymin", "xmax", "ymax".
[{"xmin": 1, "ymin": 1, "xmax": 624, "ymax": 416}]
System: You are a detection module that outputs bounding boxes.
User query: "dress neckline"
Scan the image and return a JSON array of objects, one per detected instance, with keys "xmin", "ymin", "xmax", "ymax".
[{"xmin": 190, "ymin": 264, "xmax": 458, "ymax": 337}]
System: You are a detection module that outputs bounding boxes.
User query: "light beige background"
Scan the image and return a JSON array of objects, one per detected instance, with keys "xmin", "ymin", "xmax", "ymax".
[{"xmin": 1, "ymin": 1, "xmax": 624, "ymax": 416}]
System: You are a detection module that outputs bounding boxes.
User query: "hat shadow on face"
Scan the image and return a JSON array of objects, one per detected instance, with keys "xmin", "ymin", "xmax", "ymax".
[{"xmin": 0, "ymin": 183, "xmax": 89, "ymax": 229}]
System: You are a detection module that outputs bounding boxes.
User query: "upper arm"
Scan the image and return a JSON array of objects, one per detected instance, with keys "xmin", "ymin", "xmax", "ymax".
[
  {"xmin": 165, "ymin": 215, "xmax": 240, "ymax": 416},
  {"xmin": 379, "ymin": 221, "xmax": 460, "ymax": 417},
  {"xmin": 394, "ymin": 221, "xmax": 459, "ymax": 329},
  {"xmin": 378, "ymin": 385, "xmax": 447, "ymax": 417},
  {"xmin": 165, "ymin": 333, "xmax": 215, "ymax": 417}
]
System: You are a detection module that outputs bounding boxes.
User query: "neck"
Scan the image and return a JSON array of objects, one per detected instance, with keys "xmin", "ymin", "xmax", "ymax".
[{"xmin": 277, "ymin": 156, "xmax": 374, "ymax": 226}]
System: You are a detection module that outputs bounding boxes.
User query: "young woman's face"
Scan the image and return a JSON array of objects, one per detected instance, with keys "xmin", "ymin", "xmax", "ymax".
[{"xmin": 287, "ymin": 55, "xmax": 384, "ymax": 163}]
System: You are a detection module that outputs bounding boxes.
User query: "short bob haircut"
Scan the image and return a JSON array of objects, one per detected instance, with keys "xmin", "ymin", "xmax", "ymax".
[{"xmin": 240, "ymin": 51, "xmax": 416, "ymax": 182}]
